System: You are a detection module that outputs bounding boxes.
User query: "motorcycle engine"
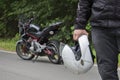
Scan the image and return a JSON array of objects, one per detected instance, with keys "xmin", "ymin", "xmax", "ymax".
[{"xmin": 30, "ymin": 40, "xmax": 46, "ymax": 53}]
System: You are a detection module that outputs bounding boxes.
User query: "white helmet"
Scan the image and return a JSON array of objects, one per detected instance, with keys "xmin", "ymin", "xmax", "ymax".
[{"xmin": 60, "ymin": 35, "xmax": 94, "ymax": 74}]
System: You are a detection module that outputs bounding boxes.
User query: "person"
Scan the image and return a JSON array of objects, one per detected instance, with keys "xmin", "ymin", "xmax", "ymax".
[{"xmin": 73, "ymin": 0, "xmax": 120, "ymax": 80}]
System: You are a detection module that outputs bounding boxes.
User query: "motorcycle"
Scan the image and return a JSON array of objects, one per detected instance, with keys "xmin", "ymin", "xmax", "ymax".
[{"xmin": 16, "ymin": 17, "xmax": 62, "ymax": 64}]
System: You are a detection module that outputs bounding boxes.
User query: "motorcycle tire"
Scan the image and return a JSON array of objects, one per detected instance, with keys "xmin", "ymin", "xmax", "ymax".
[
  {"xmin": 16, "ymin": 41, "xmax": 34, "ymax": 60},
  {"xmin": 47, "ymin": 40, "xmax": 61, "ymax": 64}
]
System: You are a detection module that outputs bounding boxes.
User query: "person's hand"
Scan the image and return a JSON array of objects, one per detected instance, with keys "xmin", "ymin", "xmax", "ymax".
[{"xmin": 73, "ymin": 29, "xmax": 88, "ymax": 41}]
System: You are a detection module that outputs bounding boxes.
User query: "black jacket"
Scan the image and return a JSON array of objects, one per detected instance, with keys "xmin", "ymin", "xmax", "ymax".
[{"xmin": 75, "ymin": 0, "xmax": 120, "ymax": 29}]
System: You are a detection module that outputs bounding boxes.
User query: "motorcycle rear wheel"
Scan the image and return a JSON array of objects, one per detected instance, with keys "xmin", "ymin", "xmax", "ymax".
[
  {"xmin": 47, "ymin": 40, "xmax": 61, "ymax": 64},
  {"xmin": 16, "ymin": 42, "xmax": 34, "ymax": 60}
]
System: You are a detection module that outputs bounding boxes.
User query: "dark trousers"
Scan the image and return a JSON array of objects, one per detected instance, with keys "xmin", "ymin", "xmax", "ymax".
[{"xmin": 91, "ymin": 27, "xmax": 120, "ymax": 80}]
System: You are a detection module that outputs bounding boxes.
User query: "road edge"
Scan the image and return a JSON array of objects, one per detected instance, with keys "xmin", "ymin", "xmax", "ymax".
[
  {"xmin": 0, "ymin": 50, "xmax": 16, "ymax": 54},
  {"xmin": 0, "ymin": 49, "xmax": 120, "ymax": 70}
]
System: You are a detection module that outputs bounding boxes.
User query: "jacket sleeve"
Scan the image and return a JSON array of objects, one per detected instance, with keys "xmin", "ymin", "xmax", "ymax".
[{"xmin": 74, "ymin": 0, "xmax": 93, "ymax": 29}]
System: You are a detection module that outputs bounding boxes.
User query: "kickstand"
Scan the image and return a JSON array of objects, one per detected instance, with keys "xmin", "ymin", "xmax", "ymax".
[{"xmin": 33, "ymin": 55, "xmax": 38, "ymax": 63}]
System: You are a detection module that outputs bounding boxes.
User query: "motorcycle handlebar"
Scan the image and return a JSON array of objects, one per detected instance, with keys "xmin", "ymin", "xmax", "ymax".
[
  {"xmin": 18, "ymin": 18, "xmax": 34, "ymax": 28},
  {"xmin": 28, "ymin": 18, "xmax": 34, "ymax": 24}
]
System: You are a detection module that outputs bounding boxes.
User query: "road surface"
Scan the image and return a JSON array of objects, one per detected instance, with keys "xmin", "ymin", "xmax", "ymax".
[{"xmin": 0, "ymin": 50, "xmax": 120, "ymax": 80}]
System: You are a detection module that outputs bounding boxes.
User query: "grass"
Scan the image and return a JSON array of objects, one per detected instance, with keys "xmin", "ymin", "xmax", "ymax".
[
  {"xmin": 119, "ymin": 55, "xmax": 120, "ymax": 67},
  {"xmin": 0, "ymin": 39, "xmax": 16, "ymax": 52}
]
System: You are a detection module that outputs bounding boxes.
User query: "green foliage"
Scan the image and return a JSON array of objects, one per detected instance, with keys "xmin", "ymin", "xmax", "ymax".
[
  {"xmin": 0, "ymin": 0, "xmax": 92, "ymax": 45},
  {"xmin": 11, "ymin": 33, "xmax": 20, "ymax": 42},
  {"xmin": 0, "ymin": 39, "xmax": 16, "ymax": 51},
  {"xmin": 0, "ymin": 22, "xmax": 6, "ymax": 37}
]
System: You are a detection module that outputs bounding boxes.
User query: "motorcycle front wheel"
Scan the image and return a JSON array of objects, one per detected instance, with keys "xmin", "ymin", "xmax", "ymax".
[
  {"xmin": 16, "ymin": 41, "xmax": 34, "ymax": 60},
  {"xmin": 47, "ymin": 40, "xmax": 61, "ymax": 64}
]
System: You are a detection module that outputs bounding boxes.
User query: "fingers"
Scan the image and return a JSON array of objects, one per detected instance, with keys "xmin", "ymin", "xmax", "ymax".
[
  {"xmin": 73, "ymin": 32, "xmax": 80, "ymax": 41},
  {"xmin": 73, "ymin": 29, "xmax": 88, "ymax": 41}
]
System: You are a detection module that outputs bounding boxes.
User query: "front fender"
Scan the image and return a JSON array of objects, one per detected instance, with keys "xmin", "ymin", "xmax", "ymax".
[{"xmin": 16, "ymin": 39, "xmax": 23, "ymax": 45}]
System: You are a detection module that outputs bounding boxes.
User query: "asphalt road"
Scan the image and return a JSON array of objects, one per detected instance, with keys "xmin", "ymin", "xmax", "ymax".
[{"xmin": 0, "ymin": 50, "xmax": 120, "ymax": 80}]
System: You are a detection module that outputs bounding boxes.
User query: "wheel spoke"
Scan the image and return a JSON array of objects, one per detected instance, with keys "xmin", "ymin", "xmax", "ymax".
[
  {"xmin": 16, "ymin": 42, "xmax": 34, "ymax": 60},
  {"xmin": 54, "ymin": 55, "xmax": 59, "ymax": 59}
]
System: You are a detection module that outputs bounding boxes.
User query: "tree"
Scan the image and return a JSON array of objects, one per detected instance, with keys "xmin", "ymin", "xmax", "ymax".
[{"xmin": 0, "ymin": 0, "xmax": 81, "ymax": 44}]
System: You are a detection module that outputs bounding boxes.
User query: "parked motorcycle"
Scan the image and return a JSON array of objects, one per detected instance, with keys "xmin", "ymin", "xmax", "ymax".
[{"xmin": 16, "ymin": 17, "xmax": 62, "ymax": 64}]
